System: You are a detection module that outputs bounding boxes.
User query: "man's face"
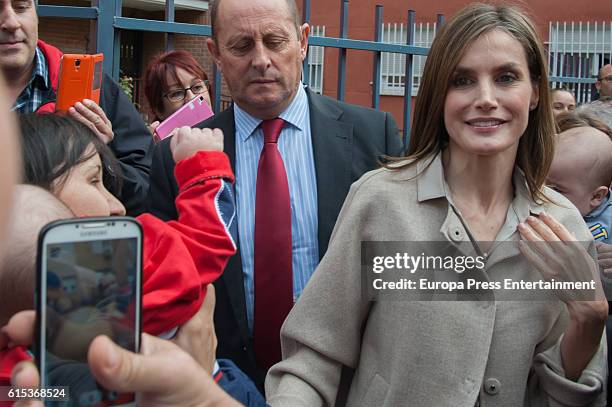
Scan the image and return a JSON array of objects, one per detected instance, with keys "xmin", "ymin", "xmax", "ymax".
[
  {"xmin": 207, "ymin": 0, "xmax": 308, "ymax": 119},
  {"xmin": 596, "ymin": 65, "xmax": 612, "ymax": 98},
  {"xmin": 0, "ymin": 0, "xmax": 38, "ymax": 74}
]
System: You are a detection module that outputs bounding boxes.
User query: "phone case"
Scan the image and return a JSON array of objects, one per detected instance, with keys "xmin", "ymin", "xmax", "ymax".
[
  {"xmin": 56, "ymin": 53, "xmax": 104, "ymax": 112},
  {"xmin": 154, "ymin": 94, "xmax": 215, "ymax": 140}
]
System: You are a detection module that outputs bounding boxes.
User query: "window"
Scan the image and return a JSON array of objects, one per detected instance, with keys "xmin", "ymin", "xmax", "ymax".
[
  {"xmin": 307, "ymin": 25, "xmax": 325, "ymax": 94},
  {"xmin": 547, "ymin": 21, "xmax": 612, "ymax": 103},
  {"xmin": 380, "ymin": 22, "xmax": 437, "ymax": 96}
]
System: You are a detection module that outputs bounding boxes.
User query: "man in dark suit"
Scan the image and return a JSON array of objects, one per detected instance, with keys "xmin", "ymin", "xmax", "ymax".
[{"xmin": 147, "ymin": 0, "xmax": 403, "ymax": 389}]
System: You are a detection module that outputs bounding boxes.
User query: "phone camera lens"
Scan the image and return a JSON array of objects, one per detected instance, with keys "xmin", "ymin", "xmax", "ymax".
[{"xmin": 75, "ymin": 59, "xmax": 81, "ymax": 67}]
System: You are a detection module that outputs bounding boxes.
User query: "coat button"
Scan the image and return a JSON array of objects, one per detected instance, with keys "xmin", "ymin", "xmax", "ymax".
[
  {"xmin": 450, "ymin": 227, "xmax": 463, "ymax": 241},
  {"xmin": 484, "ymin": 378, "xmax": 501, "ymax": 395}
]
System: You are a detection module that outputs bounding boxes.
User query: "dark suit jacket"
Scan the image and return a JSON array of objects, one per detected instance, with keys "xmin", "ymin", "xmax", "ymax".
[{"xmin": 147, "ymin": 88, "xmax": 404, "ymax": 390}]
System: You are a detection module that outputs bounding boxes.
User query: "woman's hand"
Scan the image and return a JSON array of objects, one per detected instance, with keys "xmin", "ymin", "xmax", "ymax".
[
  {"xmin": 172, "ymin": 284, "xmax": 218, "ymax": 374},
  {"xmin": 148, "ymin": 121, "xmax": 161, "ymax": 142},
  {"xmin": 596, "ymin": 242, "xmax": 612, "ymax": 277},
  {"xmin": 518, "ymin": 212, "xmax": 607, "ymax": 380},
  {"xmin": 68, "ymin": 99, "xmax": 114, "ymax": 144}
]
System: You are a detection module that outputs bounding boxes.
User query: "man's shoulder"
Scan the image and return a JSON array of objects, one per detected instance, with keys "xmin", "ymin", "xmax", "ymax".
[
  {"xmin": 307, "ymin": 90, "xmax": 386, "ymax": 119},
  {"xmin": 36, "ymin": 40, "xmax": 62, "ymax": 59},
  {"xmin": 36, "ymin": 40, "xmax": 62, "ymax": 86},
  {"xmin": 196, "ymin": 106, "xmax": 234, "ymax": 130}
]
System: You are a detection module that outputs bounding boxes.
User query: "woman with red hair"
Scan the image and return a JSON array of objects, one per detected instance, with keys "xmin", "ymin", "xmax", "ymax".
[{"xmin": 144, "ymin": 50, "xmax": 212, "ymax": 126}]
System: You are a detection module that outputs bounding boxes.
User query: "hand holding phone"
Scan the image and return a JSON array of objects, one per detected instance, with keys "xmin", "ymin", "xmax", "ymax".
[
  {"xmin": 56, "ymin": 54, "xmax": 103, "ymax": 112},
  {"xmin": 69, "ymin": 99, "xmax": 114, "ymax": 145},
  {"xmin": 5, "ymin": 310, "xmax": 243, "ymax": 407},
  {"xmin": 36, "ymin": 217, "xmax": 142, "ymax": 407},
  {"xmin": 154, "ymin": 95, "xmax": 214, "ymax": 140}
]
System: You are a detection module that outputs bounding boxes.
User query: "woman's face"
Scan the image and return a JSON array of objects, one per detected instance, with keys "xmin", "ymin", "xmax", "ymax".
[
  {"xmin": 158, "ymin": 67, "xmax": 211, "ymax": 120},
  {"xmin": 551, "ymin": 90, "xmax": 576, "ymax": 118},
  {"xmin": 55, "ymin": 146, "xmax": 126, "ymax": 217},
  {"xmin": 443, "ymin": 29, "xmax": 539, "ymax": 158}
]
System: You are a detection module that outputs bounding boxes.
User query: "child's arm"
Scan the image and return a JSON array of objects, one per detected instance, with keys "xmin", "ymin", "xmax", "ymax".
[
  {"xmin": 169, "ymin": 126, "xmax": 237, "ymax": 285},
  {"xmin": 139, "ymin": 127, "xmax": 236, "ymax": 335}
]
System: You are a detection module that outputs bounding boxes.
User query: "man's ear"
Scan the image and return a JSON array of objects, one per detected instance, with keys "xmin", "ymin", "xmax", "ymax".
[
  {"xmin": 595, "ymin": 79, "xmax": 602, "ymax": 92},
  {"xmin": 590, "ymin": 186, "xmax": 609, "ymax": 211},
  {"xmin": 299, "ymin": 23, "xmax": 310, "ymax": 62},
  {"xmin": 206, "ymin": 38, "xmax": 222, "ymax": 73}
]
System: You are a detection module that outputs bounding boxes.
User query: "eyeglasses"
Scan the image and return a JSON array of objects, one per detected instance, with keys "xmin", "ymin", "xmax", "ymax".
[
  {"xmin": 600, "ymin": 75, "xmax": 612, "ymax": 82},
  {"xmin": 164, "ymin": 80, "xmax": 209, "ymax": 102}
]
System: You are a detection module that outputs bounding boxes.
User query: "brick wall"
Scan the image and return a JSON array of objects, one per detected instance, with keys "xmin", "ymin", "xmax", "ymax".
[{"xmin": 39, "ymin": 17, "xmax": 90, "ymax": 53}]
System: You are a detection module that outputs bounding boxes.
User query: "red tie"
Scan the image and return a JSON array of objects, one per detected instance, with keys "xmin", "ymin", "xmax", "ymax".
[{"xmin": 253, "ymin": 118, "xmax": 293, "ymax": 369}]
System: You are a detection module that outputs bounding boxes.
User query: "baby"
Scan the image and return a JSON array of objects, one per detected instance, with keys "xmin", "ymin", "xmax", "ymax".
[{"xmin": 548, "ymin": 112, "xmax": 612, "ymax": 244}]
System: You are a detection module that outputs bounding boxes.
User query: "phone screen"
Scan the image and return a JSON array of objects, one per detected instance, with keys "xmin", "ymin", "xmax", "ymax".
[{"xmin": 41, "ymin": 237, "xmax": 138, "ymax": 406}]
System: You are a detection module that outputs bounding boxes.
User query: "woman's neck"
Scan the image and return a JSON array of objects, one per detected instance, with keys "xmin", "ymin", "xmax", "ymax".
[
  {"xmin": 443, "ymin": 147, "xmax": 515, "ymax": 209},
  {"xmin": 442, "ymin": 146, "xmax": 516, "ymax": 241}
]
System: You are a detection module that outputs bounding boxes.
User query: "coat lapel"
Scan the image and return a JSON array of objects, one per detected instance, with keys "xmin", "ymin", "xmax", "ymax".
[
  {"xmin": 203, "ymin": 106, "xmax": 250, "ymax": 344},
  {"xmin": 307, "ymin": 89, "xmax": 354, "ymax": 258}
]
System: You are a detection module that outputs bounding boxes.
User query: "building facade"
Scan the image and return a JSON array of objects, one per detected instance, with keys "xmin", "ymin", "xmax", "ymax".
[{"xmin": 39, "ymin": 0, "xmax": 612, "ymax": 130}]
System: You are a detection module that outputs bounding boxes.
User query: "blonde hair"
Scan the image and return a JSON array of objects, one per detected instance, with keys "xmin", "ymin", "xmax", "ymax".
[{"xmin": 388, "ymin": 3, "xmax": 555, "ymax": 202}]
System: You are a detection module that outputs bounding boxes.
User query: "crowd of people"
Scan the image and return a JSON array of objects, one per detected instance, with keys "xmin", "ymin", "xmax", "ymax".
[{"xmin": 0, "ymin": 0, "xmax": 611, "ymax": 406}]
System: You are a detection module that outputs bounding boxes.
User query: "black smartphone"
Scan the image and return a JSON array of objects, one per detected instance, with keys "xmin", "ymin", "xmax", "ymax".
[{"xmin": 35, "ymin": 217, "xmax": 142, "ymax": 406}]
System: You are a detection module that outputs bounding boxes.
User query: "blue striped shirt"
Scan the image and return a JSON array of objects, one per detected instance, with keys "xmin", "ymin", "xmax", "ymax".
[
  {"xmin": 234, "ymin": 84, "xmax": 319, "ymax": 334},
  {"xmin": 13, "ymin": 47, "xmax": 50, "ymax": 113}
]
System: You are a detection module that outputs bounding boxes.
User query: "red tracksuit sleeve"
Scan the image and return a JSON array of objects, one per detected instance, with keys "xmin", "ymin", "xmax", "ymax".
[{"xmin": 138, "ymin": 151, "xmax": 236, "ymax": 335}]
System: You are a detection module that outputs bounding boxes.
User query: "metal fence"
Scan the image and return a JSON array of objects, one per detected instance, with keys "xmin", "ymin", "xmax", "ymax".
[
  {"xmin": 38, "ymin": 0, "xmax": 432, "ymax": 145},
  {"xmin": 37, "ymin": 1, "xmax": 612, "ymax": 146},
  {"xmin": 547, "ymin": 20, "xmax": 612, "ymax": 103},
  {"xmin": 380, "ymin": 21, "xmax": 438, "ymax": 97}
]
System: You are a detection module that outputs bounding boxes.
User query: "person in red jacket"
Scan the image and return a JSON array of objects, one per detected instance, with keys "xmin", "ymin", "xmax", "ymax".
[
  {"xmin": 0, "ymin": 114, "xmax": 243, "ymax": 405},
  {"xmin": 0, "ymin": 0, "xmax": 152, "ymax": 216}
]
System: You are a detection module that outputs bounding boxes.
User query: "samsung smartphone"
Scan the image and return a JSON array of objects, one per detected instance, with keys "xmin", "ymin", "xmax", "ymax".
[
  {"xmin": 154, "ymin": 94, "xmax": 215, "ymax": 140},
  {"xmin": 36, "ymin": 217, "xmax": 142, "ymax": 407},
  {"xmin": 56, "ymin": 54, "xmax": 104, "ymax": 112}
]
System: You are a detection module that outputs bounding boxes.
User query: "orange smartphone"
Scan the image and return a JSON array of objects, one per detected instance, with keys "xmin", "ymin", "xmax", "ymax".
[{"xmin": 56, "ymin": 53, "xmax": 104, "ymax": 112}]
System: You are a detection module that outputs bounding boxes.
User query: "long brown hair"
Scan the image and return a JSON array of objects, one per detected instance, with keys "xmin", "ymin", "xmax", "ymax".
[{"xmin": 391, "ymin": 3, "xmax": 555, "ymax": 202}]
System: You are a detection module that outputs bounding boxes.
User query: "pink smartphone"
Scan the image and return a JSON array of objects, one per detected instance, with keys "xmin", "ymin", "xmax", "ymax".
[{"xmin": 155, "ymin": 95, "xmax": 214, "ymax": 140}]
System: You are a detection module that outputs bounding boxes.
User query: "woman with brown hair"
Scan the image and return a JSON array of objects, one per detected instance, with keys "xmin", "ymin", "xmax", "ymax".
[{"xmin": 266, "ymin": 3, "xmax": 607, "ymax": 406}]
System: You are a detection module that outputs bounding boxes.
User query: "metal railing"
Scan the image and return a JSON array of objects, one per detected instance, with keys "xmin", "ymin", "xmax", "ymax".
[
  {"xmin": 37, "ymin": 1, "xmax": 612, "ymax": 146},
  {"xmin": 547, "ymin": 20, "xmax": 612, "ymax": 103},
  {"xmin": 37, "ymin": 0, "xmax": 433, "ymax": 145}
]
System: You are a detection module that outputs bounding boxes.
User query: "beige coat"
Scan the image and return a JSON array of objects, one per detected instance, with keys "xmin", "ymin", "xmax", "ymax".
[{"xmin": 266, "ymin": 153, "xmax": 606, "ymax": 407}]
